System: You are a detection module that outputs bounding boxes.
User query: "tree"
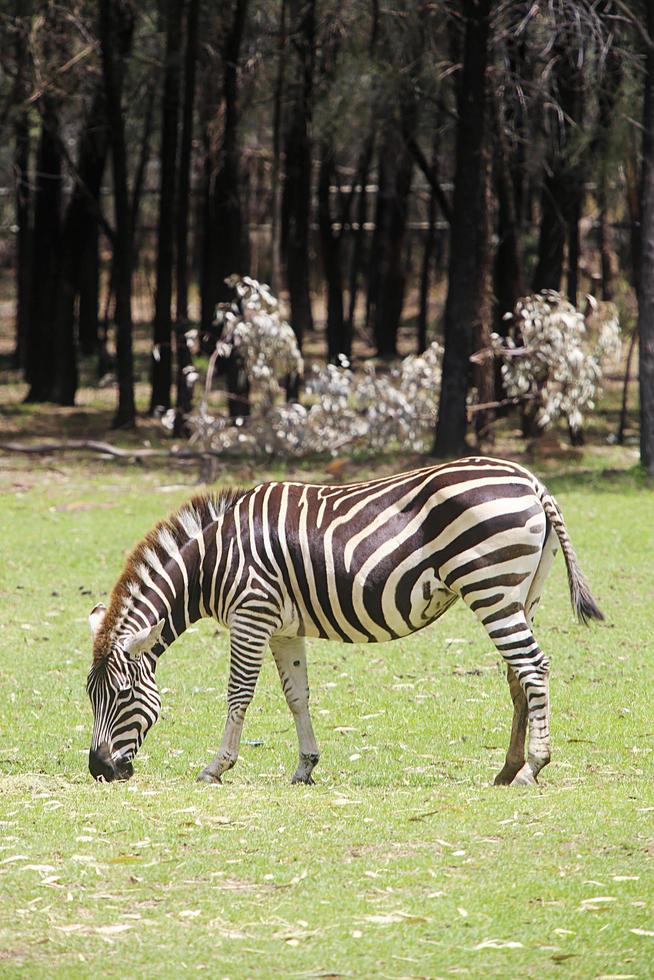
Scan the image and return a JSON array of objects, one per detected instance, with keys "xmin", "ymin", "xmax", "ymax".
[
  {"xmin": 10, "ymin": 0, "xmax": 32, "ymax": 374},
  {"xmin": 432, "ymin": 0, "xmax": 491, "ymax": 457},
  {"xmin": 99, "ymin": 0, "xmax": 136, "ymax": 428},
  {"xmin": 281, "ymin": 0, "xmax": 316, "ymax": 347},
  {"xmin": 200, "ymin": 0, "xmax": 250, "ymax": 338},
  {"xmin": 151, "ymin": 0, "xmax": 184, "ymax": 414},
  {"xmin": 638, "ymin": 4, "xmax": 654, "ymax": 475}
]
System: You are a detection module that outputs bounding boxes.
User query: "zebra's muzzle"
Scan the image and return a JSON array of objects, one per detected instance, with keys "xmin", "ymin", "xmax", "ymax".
[{"xmin": 89, "ymin": 743, "xmax": 116, "ymax": 782}]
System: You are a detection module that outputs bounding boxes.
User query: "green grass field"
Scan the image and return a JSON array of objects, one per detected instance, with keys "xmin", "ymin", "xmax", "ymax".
[{"xmin": 1, "ymin": 453, "xmax": 653, "ymax": 978}]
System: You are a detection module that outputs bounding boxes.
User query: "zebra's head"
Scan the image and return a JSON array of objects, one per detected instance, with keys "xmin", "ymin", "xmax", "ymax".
[{"xmin": 86, "ymin": 603, "xmax": 164, "ymax": 782}]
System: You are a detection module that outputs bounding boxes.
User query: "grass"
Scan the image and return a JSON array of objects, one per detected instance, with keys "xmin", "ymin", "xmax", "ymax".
[{"xmin": 1, "ymin": 449, "xmax": 653, "ymax": 979}]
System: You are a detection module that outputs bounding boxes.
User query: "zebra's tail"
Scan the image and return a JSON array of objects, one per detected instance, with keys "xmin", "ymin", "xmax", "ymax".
[{"xmin": 540, "ymin": 488, "xmax": 604, "ymax": 626}]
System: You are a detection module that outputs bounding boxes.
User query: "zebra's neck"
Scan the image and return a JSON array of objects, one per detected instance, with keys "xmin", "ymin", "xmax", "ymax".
[{"xmin": 113, "ymin": 519, "xmax": 222, "ymax": 655}]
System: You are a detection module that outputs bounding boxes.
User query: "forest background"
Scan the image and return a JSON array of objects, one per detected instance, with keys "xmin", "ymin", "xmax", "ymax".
[{"xmin": 0, "ymin": 0, "xmax": 654, "ymax": 467}]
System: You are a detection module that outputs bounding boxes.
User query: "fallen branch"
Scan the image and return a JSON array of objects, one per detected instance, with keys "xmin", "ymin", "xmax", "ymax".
[{"xmin": 0, "ymin": 439, "xmax": 224, "ymax": 460}]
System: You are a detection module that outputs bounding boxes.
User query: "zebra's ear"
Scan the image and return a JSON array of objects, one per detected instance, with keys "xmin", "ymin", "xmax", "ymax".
[
  {"xmin": 88, "ymin": 603, "xmax": 107, "ymax": 638},
  {"xmin": 123, "ymin": 620, "xmax": 165, "ymax": 662}
]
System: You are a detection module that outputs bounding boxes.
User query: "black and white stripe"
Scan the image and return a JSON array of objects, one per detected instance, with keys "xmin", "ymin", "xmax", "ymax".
[{"xmin": 86, "ymin": 456, "xmax": 603, "ymax": 785}]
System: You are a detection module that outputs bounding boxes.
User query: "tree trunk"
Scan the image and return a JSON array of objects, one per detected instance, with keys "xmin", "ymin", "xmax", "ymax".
[
  {"xmin": 318, "ymin": 144, "xmax": 347, "ymax": 361},
  {"xmin": 532, "ymin": 171, "xmax": 566, "ymax": 293},
  {"xmin": 99, "ymin": 0, "xmax": 136, "ymax": 429},
  {"xmin": 270, "ymin": 0, "xmax": 287, "ymax": 294},
  {"xmin": 346, "ymin": 133, "xmax": 374, "ymax": 341},
  {"xmin": 174, "ymin": 0, "xmax": 200, "ymax": 431},
  {"xmin": 175, "ymin": 0, "xmax": 199, "ymax": 325},
  {"xmin": 492, "ymin": 92, "xmax": 524, "ymax": 326},
  {"xmin": 151, "ymin": 0, "xmax": 184, "ymax": 414},
  {"xmin": 200, "ymin": 0, "xmax": 249, "ymax": 339},
  {"xmin": 13, "ymin": 0, "xmax": 31, "ymax": 372},
  {"xmin": 369, "ymin": 125, "xmax": 413, "ymax": 358},
  {"xmin": 281, "ymin": 0, "xmax": 315, "ymax": 347},
  {"xmin": 532, "ymin": 52, "xmax": 584, "ymax": 300},
  {"xmin": 638, "ymin": 5, "xmax": 654, "ymax": 475},
  {"xmin": 25, "ymin": 96, "xmax": 61, "ymax": 403},
  {"xmin": 50, "ymin": 85, "xmax": 111, "ymax": 404},
  {"xmin": 432, "ymin": 0, "xmax": 491, "ymax": 457},
  {"xmin": 418, "ymin": 132, "xmax": 440, "ymax": 354}
]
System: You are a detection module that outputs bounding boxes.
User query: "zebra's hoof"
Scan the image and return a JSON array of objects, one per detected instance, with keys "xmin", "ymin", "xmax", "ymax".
[
  {"xmin": 291, "ymin": 773, "xmax": 315, "ymax": 785},
  {"xmin": 493, "ymin": 766, "xmax": 521, "ymax": 786},
  {"xmin": 196, "ymin": 769, "xmax": 222, "ymax": 785},
  {"xmin": 510, "ymin": 765, "xmax": 537, "ymax": 786}
]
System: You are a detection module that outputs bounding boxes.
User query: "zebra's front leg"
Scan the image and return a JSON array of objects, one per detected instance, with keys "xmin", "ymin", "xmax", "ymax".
[
  {"xmin": 270, "ymin": 636, "xmax": 320, "ymax": 785},
  {"xmin": 197, "ymin": 625, "xmax": 267, "ymax": 785}
]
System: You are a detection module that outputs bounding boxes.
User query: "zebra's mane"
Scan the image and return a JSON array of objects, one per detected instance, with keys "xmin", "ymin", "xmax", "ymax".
[{"xmin": 93, "ymin": 487, "xmax": 246, "ymax": 663}]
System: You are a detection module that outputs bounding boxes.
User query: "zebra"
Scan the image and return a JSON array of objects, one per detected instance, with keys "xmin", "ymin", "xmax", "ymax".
[{"xmin": 86, "ymin": 456, "xmax": 603, "ymax": 787}]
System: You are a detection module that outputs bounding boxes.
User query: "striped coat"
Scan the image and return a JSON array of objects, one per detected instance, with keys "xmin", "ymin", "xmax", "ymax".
[{"xmin": 87, "ymin": 456, "xmax": 602, "ymax": 786}]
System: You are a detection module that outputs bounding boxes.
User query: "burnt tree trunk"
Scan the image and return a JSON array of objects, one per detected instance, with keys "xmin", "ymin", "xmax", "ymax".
[
  {"xmin": 99, "ymin": 0, "xmax": 136, "ymax": 429},
  {"xmin": 13, "ymin": 0, "xmax": 32, "ymax": 372},
  {"xmin": 418, "ymin": 131, "xmax": 440, "ymax": 353},
  {"xmin": 25, "ymin": 96, "xmax": 61, "ymax": 403},
  {"xmin": 281, "ymin": 0, "xmax": 315, "ymax": 348},
  {"xmin": 175, "ymin": 0, "xmax": 199, "ymax": 324},
  {"xmin": 201, "ymin": 0, "xmax": 249, "ymax": 338},
  {"xmin": 346, "ymin": 133, "xmax": 374, "ymax": 341},
  {"xmin": 270, "ymin": 0, "xmax": 287, "ymax": 294},
  {"xmin": 151, "ymin": 0, "xmax": 184, "ymax": 414},
  {"xmin": 51, "ymin": 86, "xmax": 111, "ymax": 404},
  {"xmin": 638, "ymin": 3, "xmax": 654, "ymax": 475},
  {"xmin": 533, "ymin": 52, "xmax": 584, "ymax": 301},
  {"xmin": 368, "ymin": 125, "xmax": 414, "ymax": 358},
  {"xmin": 13, "ymin": 111, "xmax": 31, "ymax": 373},
  {"xmin": 174, "ymin": 0, "xmax": 200, "ymax": 430},
  {"xmin": 318, "ymin": 145, "xmax": 347, "ymax": 361},
  {"xmin": 493, "ymin": 92, "xmax": 524, "ymax": 326},
  {"xmin": 432, "ymin": 0, "xmax": 491, "ymax": 457}
]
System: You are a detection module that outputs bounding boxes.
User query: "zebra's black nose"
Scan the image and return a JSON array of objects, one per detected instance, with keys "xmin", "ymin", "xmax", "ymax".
[{"xmin": 89, "ymin": 744, "xmax": 116, "ymax": 782}]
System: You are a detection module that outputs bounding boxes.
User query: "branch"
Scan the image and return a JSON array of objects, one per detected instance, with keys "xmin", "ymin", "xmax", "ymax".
[{"xmin": 0, "ymin": 440, "xmax": 225, "ymax": 461}]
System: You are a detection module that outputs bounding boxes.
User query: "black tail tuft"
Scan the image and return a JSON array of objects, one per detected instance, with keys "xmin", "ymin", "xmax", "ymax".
[{"xmin": 572, "ymin": 573, "xmax": 605, "ymax": 625}]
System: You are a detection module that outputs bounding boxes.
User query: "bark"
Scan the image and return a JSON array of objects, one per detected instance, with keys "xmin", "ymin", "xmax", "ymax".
[
  {"xmin": 418, "ymin": 131, "xmax": 440, "ymax": 353},
  {"xmin": 368, "ymin": 124, "xmax": 414, "ymax": 358},
  {"xmin": 270, "ymin": 0, "xmax": 287, "ymax": 294},
  {"xmin": 532, "ymin": 52, "xmax": 584, "ymax": 302},
  {"xmin": 174, "ymin": 0, "xmax": 200, "ymax": 432},
  {"xmin": 74, "ymin": 86, "xmax": 110, "ymax": 357},
  {"xmin": 51, "ymin": 85, "xmax": 111, "ymax": 404},
  {"xmin": 532, "ymin": 171, "xmax": 566, "ymax": 293},
  {"xmin": 175, "ymin": 0, "xmax": 200, "ymax": 324},
  {"xmin": 200, "ymin": 0, "xmax": 249, "ymax": 338},
  {"xmin": 473, "ymin": 138, "xmax": 495, "ymax": 444},
  {"xmin": 638, "ymin": 5, "xmax": 654, "ymax": 474},
  {"xmin": 151, "ymin": 0, "xmax": 184, "ymax": 414},
  {"xmin": 432, "ymin": 0, "xmax": 491, "ymax": 457},
  {"xmin": 492, "ymin": 92, "xmax": 524, "ymax": 327},
  {"xmin": 25, "ymin": 95, "xmax": 61, "ymax": 403},
  {"xmin": 281, "ymin": 0, "xmax": 315, "ymax": 347},
  {"xmin": 318, "ymin": 145, "xmax": 347, "ymax": 361},
  {"xmin": 345, "ymin": 133, "xmax": 374, "ymax": 340},
  {"xmin": 99, "ymin": 0, "xmax": 136, "ymax": 429},
  {"xmin": 13, "ymin": 0, "xmax": 31, "ymax": 372}
]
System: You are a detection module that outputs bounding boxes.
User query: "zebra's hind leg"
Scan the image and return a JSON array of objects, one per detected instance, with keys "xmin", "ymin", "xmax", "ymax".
[
  {"xmin": 486, "ymin": 609, "xmax": 551, "ymax": 785},
  {"xmin": 270, "ymin": 636, "xmax": 320, "ymax": 785},
  {"xmin": 197, "ymin": 623, "xmax": 268, "ymax": 785},
  {"xmin": 493, "ymin": 528, "xmax": 558, "ymax": 785},
  {"xmin": 493, "ymin": 665, "xmax": 528, "ymax": 785}
]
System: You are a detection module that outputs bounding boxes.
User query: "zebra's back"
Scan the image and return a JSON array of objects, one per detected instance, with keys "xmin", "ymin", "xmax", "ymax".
[{"xmin": 236, "ymin": 456, "xmax": 548, "ymax": 644}]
